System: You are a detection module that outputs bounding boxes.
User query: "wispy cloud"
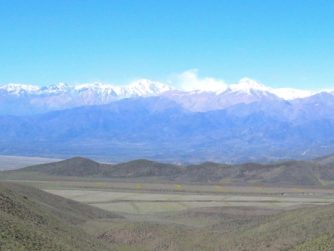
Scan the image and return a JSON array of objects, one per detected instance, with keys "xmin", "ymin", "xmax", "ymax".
[{"xmin": 173, "ymin": 69, "xmax": 228, "ymax": 92}]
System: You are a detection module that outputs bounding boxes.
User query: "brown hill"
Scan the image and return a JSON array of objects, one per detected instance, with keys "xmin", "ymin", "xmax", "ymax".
[
  {"xmin": 8, "ymin": 154, "xmax": 334, "ymax": 187},
  {"xmin": 20, "ymin": 156, "xmax": 106, "ymax": 176}
]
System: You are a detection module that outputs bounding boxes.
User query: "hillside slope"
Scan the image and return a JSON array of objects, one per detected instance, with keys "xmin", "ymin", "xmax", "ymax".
[
  {"xmin": 0, "ymin": 182, "xmax": 119, "ymax": 251},
  {"xmin": 95, "ymin": 203, "xmax": 334, "ymax": 251},
  {"xmin": 223, "ymin": 203, "xmax": 334, "ymax": 250}
]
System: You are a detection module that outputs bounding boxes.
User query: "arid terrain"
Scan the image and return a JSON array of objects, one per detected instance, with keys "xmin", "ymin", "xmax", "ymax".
[{"xmin": 2, "ymin": 156, "xmax": 334, "ymax": 250}]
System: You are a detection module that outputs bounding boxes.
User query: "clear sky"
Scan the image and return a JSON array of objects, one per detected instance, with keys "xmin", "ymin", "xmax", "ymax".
[{"xmin": 0, "ymin": 0, "xmax": 333, "ymax": 89}]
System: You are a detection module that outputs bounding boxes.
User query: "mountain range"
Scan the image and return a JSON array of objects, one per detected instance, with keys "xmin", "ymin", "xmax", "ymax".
[
  {"xmin": 0, "ymin": 79, "xmax": 171, "ymax": 115},
  {"xmin": 0, "ymin": 78, "xmax": 332, "ymax": 115},
  {"xmin": 0, "ymin": 78, "xmax": 334, "ymax": 163}
]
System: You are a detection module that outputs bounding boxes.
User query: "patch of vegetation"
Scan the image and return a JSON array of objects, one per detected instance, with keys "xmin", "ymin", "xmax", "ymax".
[
  {"xmin": 0, "ymin": 182, "xmax": 119, "ymax": 251},
  {"xmin": 292, "ymin": 232, "xmax": 334, "ymax": 251}
]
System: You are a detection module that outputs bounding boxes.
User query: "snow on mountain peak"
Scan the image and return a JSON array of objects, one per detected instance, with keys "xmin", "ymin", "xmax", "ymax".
[
  {"xmin": 74, "ymin": 82, "xmax": 112, "ymax": 90},
  {"xmin": 0, "ymin": 83, "xmax": 41, "ymax": 95},
  {"xmin": 0, "ymin": 77, "xmax": 331, "ymax": 108},
  {"xmin": 41, "ymin": 82, "xmax": 72, "ymax": 94},
  {"xmin": 271, "ymin": 88, "xmax": 315, "ymax": 100},
  {"xmin": 227, "ymin": 78, "xmax": 316, "ymax": 100},
  {"xmin": 125, "ymin": 79, "xmax": 173, "ymax": 96},
  {"xmin": 0, "ymin": 80, "xmax": 172, "ymax": 98}
]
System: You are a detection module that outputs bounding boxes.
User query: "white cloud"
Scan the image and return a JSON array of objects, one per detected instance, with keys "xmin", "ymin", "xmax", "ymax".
[{"xmin": 174, "ymin": 69, "xmax": 228, "ymax": 93}]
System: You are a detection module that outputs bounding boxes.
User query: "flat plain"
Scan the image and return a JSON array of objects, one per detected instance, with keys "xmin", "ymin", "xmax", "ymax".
[
  {"xmin": 5, "ymin": 177, "xmax": 334, "ymax": 215},
  {"xmin": 45, "ymin": 185, "xmax": 334, "ymax": 214}
]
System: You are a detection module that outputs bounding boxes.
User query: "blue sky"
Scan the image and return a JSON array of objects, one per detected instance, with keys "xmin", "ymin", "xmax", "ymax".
[{"xmin": 0, "ymin": 0, "xmax": 333, "ymax": 89}]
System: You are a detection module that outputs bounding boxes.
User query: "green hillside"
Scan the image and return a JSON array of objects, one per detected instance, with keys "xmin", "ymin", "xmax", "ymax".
[
  {"xmin": 95, "ymin": 203, "xmax": 334, "ymax": 251},
  {"xmin": 222, "ymin": 203, "xmax": 334, "ymax": 250},
  {"xmin": 0, "ymin": 182, "xmax": 119, "ymax": 251}
]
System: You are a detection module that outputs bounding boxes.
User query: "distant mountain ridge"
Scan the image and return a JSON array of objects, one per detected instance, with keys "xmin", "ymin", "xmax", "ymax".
[{"xmin": 7, "ymin": 154, "xmax": 334, "ymax": 187}]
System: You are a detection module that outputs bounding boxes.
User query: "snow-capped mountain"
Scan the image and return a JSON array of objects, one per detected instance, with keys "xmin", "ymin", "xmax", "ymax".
[
  {"xmin": 226, "ymin": 78, "xmax": 315, "ymax": 100},
  {"xmin": 0, "ymin": 79, "xmax": 173, "ymax": 114},
  {"xmin": 0, "ymin": 77, "xmax": 332, "ymax": 115},
  {"xmin": 162, "ymin": 78, "xmax": 318, "ymax": 112},
  {"xmin": 0, "ymin": 79, "xmax": 171, "ymax": 97},
  {"xmin": 0, "ymin": 83, "xmax": 41, "ymax": 95}
]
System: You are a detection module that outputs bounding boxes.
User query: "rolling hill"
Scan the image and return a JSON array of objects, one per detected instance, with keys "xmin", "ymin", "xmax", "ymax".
[
  {"xmin": 7, "ymin": 154, "xmax": 334, "ymax": 187},
  {"xmin": 0, "ymin": 182, "xmax": 120, "ymax": 251},
  {"xmin": 22, "ymin": 157, "xmax": 106, "ymax": 176}
]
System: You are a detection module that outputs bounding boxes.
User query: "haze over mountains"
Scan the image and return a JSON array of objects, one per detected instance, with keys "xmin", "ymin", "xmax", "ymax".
[{"xmin": 1, "ymin": 77, "xmax": 334, "ymax": 163}]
